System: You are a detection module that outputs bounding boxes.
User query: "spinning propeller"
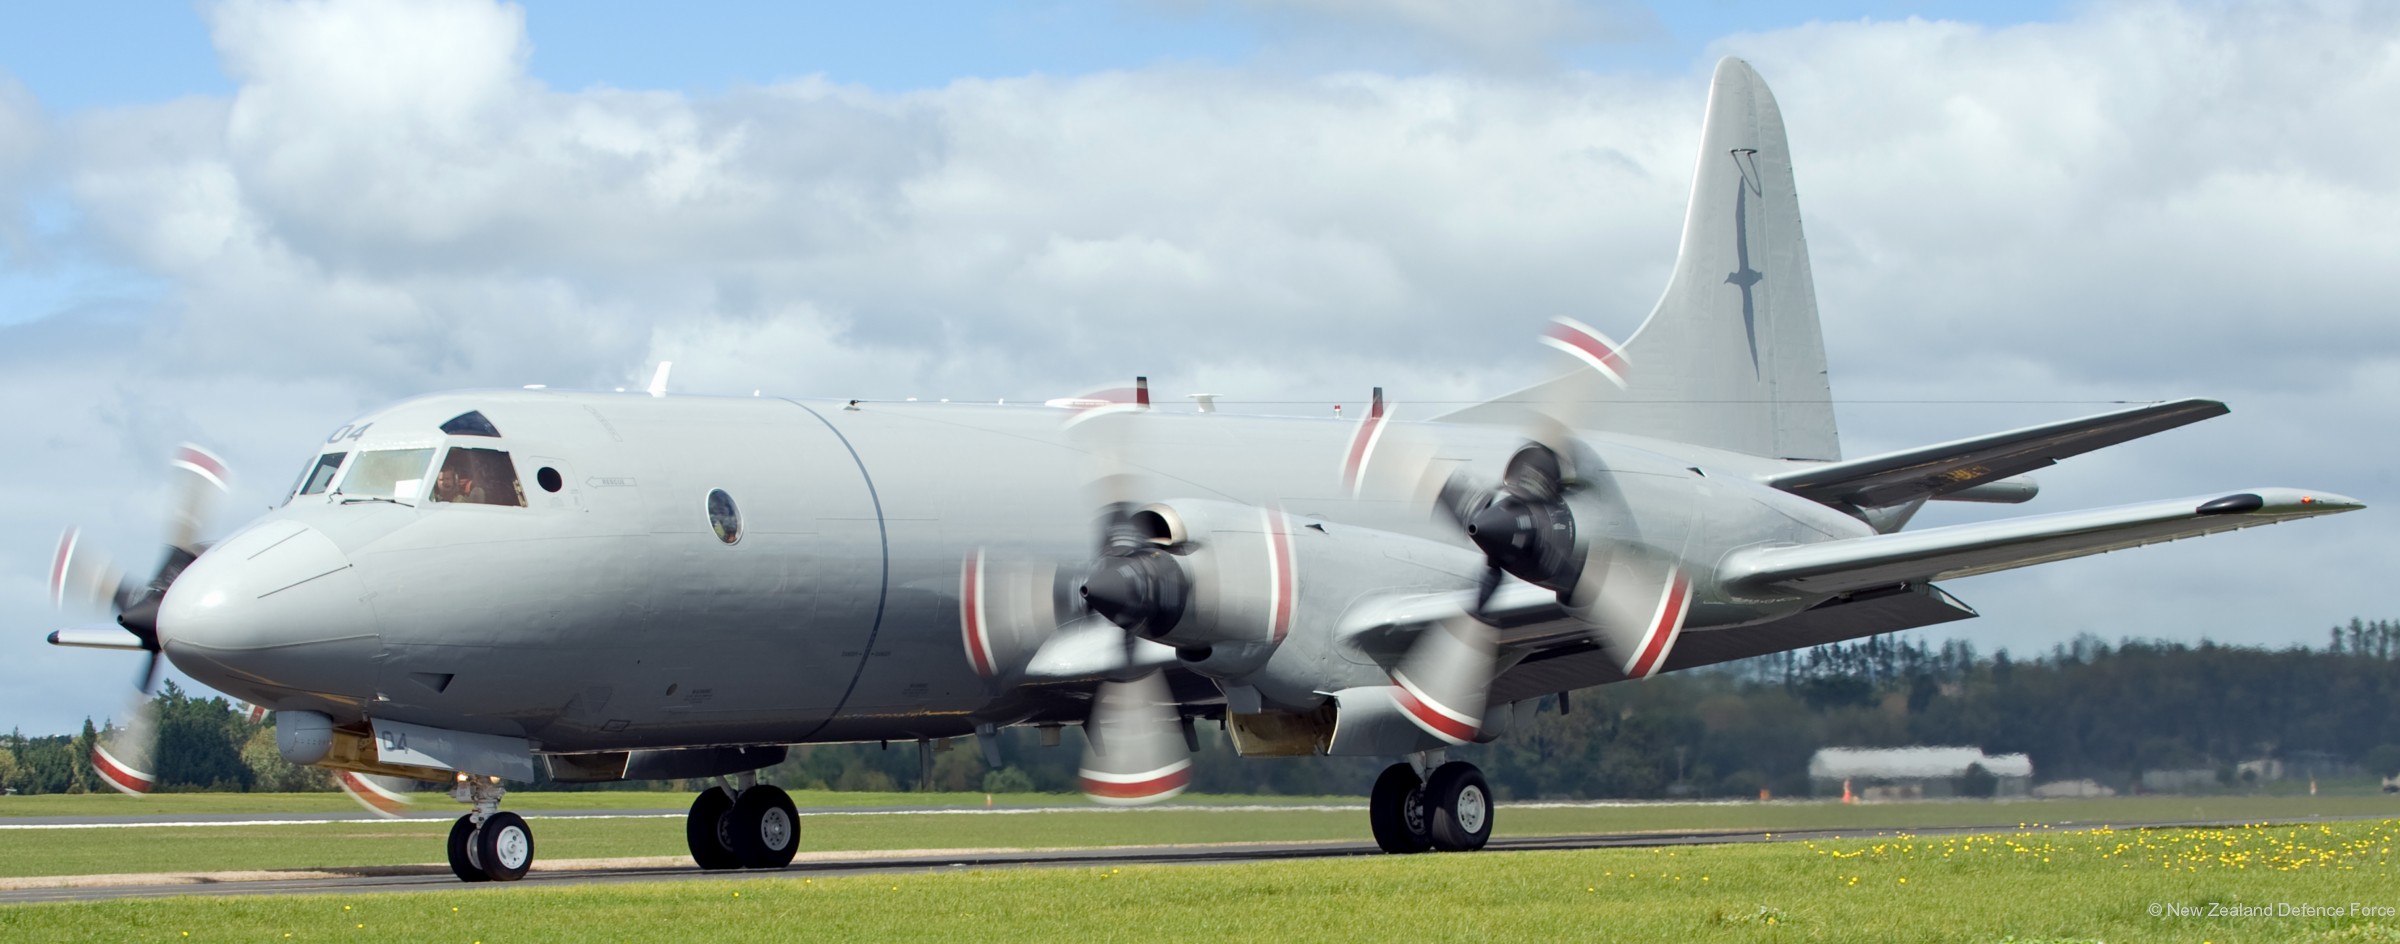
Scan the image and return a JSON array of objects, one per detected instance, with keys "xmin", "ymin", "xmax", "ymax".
[
  {"xmin": 967, "ymin": 381, "xmax": 1196, "ymax": 805},
  {"xmin": 48, "ymin": 445, "xmax": 230, "ymax": 794},
  {"xmin": 45, "ymin": 445, "xmax": 414, "ymax": 814},
  {"xmin": 1365, "ymin": 319, "xmax": 1693, "ymax": 745},
  {"xmin": 1435, "ymin": 422, "xmax": 1693, "ymax": 681}
]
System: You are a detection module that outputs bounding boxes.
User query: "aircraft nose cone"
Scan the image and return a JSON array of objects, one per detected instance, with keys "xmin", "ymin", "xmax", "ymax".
[{"xmin": 159, "ymin": 520, "xmax": 382, "ymax": 699}]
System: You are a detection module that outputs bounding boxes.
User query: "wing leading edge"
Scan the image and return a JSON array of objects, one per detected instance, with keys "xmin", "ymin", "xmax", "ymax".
[{"xmin": 1721, "ymin": 487, "xmax": 2362, "ymax": 596}]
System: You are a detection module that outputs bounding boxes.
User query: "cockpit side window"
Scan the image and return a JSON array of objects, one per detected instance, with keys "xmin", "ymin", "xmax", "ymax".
[
  {"xmin": 296, "ymin": 453, "xmax": 347, "ymax": 497},
  {"xmin": 432, "ymin": 447, "xmax": 527, "ymax": 507}
]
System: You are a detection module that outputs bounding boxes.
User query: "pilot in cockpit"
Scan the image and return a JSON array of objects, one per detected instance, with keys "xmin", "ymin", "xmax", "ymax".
[
  {"xmin": 432, "ymin": 461, "xmax": 485, "ymax": 504},
  {"xmin": 431, "ymin": 446, "xmax": 525, "ymax": 506}
]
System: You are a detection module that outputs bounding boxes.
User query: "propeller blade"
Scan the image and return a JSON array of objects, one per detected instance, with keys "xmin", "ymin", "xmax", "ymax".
[
  {"xmin": 336, "ymin": 770, "xmax": 416, "ymax": 818},
  {"xmin": 54, "ymin": 443, "xmax": 240, "ymax": 801},
  {"xmin": 49, "ymin": 528, "xmax": 128, "ymax": 615},
  {"xmin": 1076, "ymin": 673, "xmax": 1191, "ymax": 806},
  {"xmin": 1389, "ymin": 613, "xmax": 1497, "ymax": 746},
  {"xmin": 1539, "ymin": 317, "xmax": 1631, "ymax": 390},
  {"xmin": 91, "ymin": 690, "xmax": 159, "ymax": 796},
  {"xmin": 137, "ymin": 648, "xmax": 164, "ymax": 693},
  {"xmin": 959, "ymin": 551, "xmax": 1060, "ymax": 680},
  {"xmin": 1563, "ymin": 544, "xmax": 1692, "ymax": 680},
  {"xmin": 165, "ymin": 444, "xmax": 230, "ymax": 557}
]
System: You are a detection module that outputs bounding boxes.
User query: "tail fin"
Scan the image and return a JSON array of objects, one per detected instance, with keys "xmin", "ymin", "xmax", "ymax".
[{"xmin": 1440, "ymin": 58, "xmax": 1840, "ymax": 462}]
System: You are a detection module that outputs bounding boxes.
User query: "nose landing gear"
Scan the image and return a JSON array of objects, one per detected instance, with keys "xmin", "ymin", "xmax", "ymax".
[
  {"xmin": 1369, "ymin": 758, "xmax": 1492, "ymax": 853},
  {"xmin": 686, "ymin": 775, "xmax": 801, "ymax": 870},
  {"xmin": 445, "ymin": 775, "xmax": 534, "ymax": 882}
]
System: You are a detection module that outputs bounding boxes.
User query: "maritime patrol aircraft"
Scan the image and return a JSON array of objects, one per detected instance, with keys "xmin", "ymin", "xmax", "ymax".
[{"xmin": 41, "ymin": 58, "xmax": 2361, "ymax": 882}]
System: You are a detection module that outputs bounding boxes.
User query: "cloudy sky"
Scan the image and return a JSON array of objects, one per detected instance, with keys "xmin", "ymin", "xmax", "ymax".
[{"xmin": 2, "ymin": 0, "xmax": 2390, "ymax": 735}]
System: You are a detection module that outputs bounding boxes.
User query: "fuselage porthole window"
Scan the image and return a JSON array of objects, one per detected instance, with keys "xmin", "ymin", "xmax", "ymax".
[
  {"xmin": 537, "ymin": 467, "xmax": 563, "ymax": 493},
  {"xmin": 707, "ymin": 489, "xmax": 741, "ymax": 545},
  {"xmin": 433, "ymin": 447, "xmax": 528, "ymax": 506}
]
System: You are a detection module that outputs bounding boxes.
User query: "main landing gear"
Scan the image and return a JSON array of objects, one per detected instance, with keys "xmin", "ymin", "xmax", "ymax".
[
  {"xmin": 1369, "ymin": 758, "xmax": 1492, "ymax": 854},
  {"xmin": 446, "ymin": 776, "xmax": 535, "ymax": 882},
  {"xmin": 686, "ymin": 775, "xmax": 801, "ymax": 871}
]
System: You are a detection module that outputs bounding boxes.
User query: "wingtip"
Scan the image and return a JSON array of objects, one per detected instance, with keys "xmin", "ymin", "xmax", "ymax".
[{"xmin": 2205, "ymin": 488, "xmax": 2365, "ymax": 516}]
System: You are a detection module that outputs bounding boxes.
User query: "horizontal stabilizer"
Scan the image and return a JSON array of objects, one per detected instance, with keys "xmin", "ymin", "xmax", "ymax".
[
  {"xmin": 1761, "ymin": 398, "xmax": 2228, "ymax": 508},
  {"xmin": 1722, "ymin": 487, "xmax": 2362, "ymax": 596}
]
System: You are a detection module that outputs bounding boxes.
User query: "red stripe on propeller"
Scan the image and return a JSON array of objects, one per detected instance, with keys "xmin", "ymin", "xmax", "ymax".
[
  {"xmin": 173, "ymin": 444, "xmax": 230, "ymax": 490},
  {"xmin": 338, "ymin": 770, "xmax": 411, "ymax": 817},
  {"xmin": 49, "ymin": 528, "xmax": 76, "ymax": 609},
  {"xmin": 959, "ymin": 552, "xmax": 995, "ymax": 678},
  {"xmin": 92, "ymin": 747, "xmax": 154, "ymax": 796},
  {"xmin": 1540, "ymin": 318, "xmax": 1630, "ymax": 388},
  {"xmin": 1390, "ymin": 677, "xmax": 1478, "ymax": 745},
  {"xmin": 1623, "ymin": 571, "xmax": 1693, "ymax": 680},
  {"xmin": 1078, "ymin": 764, "xmax": 1192, "ymax": 801}
]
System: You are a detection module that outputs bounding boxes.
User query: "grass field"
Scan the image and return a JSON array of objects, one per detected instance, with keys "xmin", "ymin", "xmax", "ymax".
[
  {"xmin": 0, "ymin": 793, "xmax": 2391, "ymax": 880},
  {"xmin": 3, "ymin": 818, "xmax": 2396, "ymax": 943}
]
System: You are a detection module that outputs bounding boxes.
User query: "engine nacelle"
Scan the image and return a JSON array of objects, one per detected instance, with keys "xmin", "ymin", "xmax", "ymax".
[
  {"xmin": 1116, "ymin": 500, "xmax": 1298, "ymax": 653},
  {"xmin": 960, "ymin": 499, "xmax": 1494, "ymax": 687}
]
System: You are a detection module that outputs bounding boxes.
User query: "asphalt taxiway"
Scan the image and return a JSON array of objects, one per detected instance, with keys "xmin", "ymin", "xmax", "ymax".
[{"xmin": 2, "ymin": 816, "xmax": 2358, "ymax": 905}]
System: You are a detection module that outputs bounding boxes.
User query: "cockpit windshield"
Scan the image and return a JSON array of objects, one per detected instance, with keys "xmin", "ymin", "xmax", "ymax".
[
  {"xmin": 336, "ymin": 448, "xmax": 437, "ymax": 502},
  {"xmin": 296, "ymin": 453, "xmax": 346, "ymax": 497},
  {"xmin": 432, "ymin": 447, "xmax": 527, "ymax": 507}
]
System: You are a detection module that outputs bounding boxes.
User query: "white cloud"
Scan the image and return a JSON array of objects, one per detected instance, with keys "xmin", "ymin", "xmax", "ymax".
[
  {"xmin": 1, "ymin": 0, "xmax": 2394, "ymax": 731},
  {"xmin": 0, "ymin": 74, "xmax": 48, "ymax": 265}
]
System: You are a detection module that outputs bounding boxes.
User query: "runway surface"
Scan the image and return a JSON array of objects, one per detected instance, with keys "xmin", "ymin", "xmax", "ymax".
[{"xmin": 0, "ymin": 816, "xmax": 2346, "ymax": 905}]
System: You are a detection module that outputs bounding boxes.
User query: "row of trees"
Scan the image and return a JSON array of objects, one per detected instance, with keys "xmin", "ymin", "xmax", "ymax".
[
  {"xmin": 9, "ymin": 624, "xmax": 2397, "ymax": 798},
  {"xmin": 1, "ymin": 683, "xmax": 328, "ymax": 796}
]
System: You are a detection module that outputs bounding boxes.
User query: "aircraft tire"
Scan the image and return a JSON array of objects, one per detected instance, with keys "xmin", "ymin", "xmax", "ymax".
[
  {"xmin": 476, "ymin": 811, "xmax": 535, "ymax": 881},
  {"xmin": 686, "ymin": 788, "xmax": 742, "ymax": 870},
  {"xmin": 1369, "ymin": 763, "xmax": 1432, "ymax": 854},
  {"xmin": 1424, "ymin": 762, "xmax": 1493, "ymax": 852},
  {"xmin": 729, "ymin": 784, "xmax": 802, "ymax": 869},
  {"xmin": 446, "ymin": 814, "xmax": 490, "ymax": 882}
]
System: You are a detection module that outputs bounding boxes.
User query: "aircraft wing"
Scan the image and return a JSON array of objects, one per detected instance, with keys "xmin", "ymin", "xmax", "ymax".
[
  {"xmin": 1491, "ymin": 583, "xmax": 1977, "ymax": 702},
  {"xmin": 1760, "ymin": 398, "xmax": 2228, "ymax": 508},
  {"xmin": 1720, "ymin": 487, "xmax": 2361, "ymax": 596}
]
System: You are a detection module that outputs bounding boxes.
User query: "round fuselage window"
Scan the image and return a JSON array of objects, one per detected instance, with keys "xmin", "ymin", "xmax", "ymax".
[{"xmin": 706, "ymin": 489, "xmax": 741, "ymax": 544}]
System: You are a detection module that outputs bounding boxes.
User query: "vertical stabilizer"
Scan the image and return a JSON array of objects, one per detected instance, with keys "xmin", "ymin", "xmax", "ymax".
[{"xmin": 1441, "ymin": 58, "xmax": 1839, "ymax": 462}]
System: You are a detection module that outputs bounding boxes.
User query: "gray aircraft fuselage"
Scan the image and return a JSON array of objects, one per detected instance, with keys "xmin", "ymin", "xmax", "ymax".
[{"xmin": 158, "ymin": 388, "xmax": 1867, "ymax": 755}]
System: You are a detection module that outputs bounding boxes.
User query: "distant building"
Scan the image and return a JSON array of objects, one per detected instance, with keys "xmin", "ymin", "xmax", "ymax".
[{"xmin": 1808, "ymin": 747, "xmax": 2033, "ymax": 799}]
